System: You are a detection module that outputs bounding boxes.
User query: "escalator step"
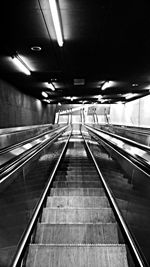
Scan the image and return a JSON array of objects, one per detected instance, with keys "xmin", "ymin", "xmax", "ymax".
[
  {"xmin": 46, "ymin": 196, "xmax": 109, "ymax": 208},
  {"xmin": 41, "ymin": 208, "xmax": 115, "ymax": 224},
  {"xmin": 50, "ymin": 188, "xmax": 105, "ymax": 196},
  {"xmin": 52, "ymin": 181, "xmax": 102, "ymax": 188},
  {"xmin": 26, "ymin": 244, "xmax": 128, "ymax": 267},
  {"xmin": 55, "ymin": 175, "xmax": 100, "ymax": 181},
  {"xmin": 35, "ymin": 223, "xmax": 119, "ymax": 244}
]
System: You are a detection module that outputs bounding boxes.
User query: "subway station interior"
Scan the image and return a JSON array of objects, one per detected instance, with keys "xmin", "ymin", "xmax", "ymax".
[{"xmin": 1, "ymin": 0, "xmax": 150, "ymax": 266}]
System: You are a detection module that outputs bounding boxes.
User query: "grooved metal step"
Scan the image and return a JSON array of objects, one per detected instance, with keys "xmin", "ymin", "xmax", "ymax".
[
  {"xmin": 41, "ymin": 208, "xmax": 115, "ymax": 224},
  {"xmin": 50, "ymin": 188, "xmax": 105, "ymax": 196},
  {"xmin": 55, "ymin": 175, "xmax": 100, "ymax": 181},
  {"xmin": 52, "ymin": 181, "xmax": 102, "ymax": 188},
  {"xmin": 46, "ymin": 196, "xmax": 109, "ymax": 208},
  {"xmin": 26, "ymin": 244, "xmax": 128, "ymax": 267},
  {"xmin": 35, "ymin": 223, "xmax": 119, "ymax": 244}
]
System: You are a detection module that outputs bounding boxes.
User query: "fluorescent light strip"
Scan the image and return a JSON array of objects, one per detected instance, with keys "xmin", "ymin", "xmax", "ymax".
[
  {"xmin": 12, "ymin": 56, "xmax": 31, "ymax": 75},
  {"xmin": 49, "ymin": 0, "xmax": 63, "ymax": 47},
  {"xmin": 46, "ymin": 82, "xmax": 55, "ymax": 91}
]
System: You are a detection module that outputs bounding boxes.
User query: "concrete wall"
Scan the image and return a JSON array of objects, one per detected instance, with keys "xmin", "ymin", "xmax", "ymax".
[
  {"xmin": 110, "ymin": 95, "xmax": 150, "ymax": 127},
  {"xmin": 0, "ymin": 79, "xmax": 56, "ymax": 128}
]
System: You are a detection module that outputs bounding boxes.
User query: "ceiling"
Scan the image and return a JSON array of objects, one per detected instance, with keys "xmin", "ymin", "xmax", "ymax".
[{"xmin": 0, "ymin": 0, "xmax": 150, "ymax": 104}]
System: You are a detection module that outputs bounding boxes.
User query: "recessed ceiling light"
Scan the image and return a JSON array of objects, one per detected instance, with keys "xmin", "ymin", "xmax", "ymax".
[
  {"xmin": 31, "ymin": 46, "xmax": 42, "ymax": 51},
  {"xmin": 132, "ymin": 83, "xmax": 138, "ymax": 87},
  {"xmin": 42, "ymin": 91, "xmax": 48, "ymax": 98}
]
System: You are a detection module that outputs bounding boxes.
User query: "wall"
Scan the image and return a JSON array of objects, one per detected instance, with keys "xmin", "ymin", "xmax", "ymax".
[
  {"xmin": 0, "ymin": 79, "xmax": 56, "ymax": 128},
  {"xmin": 110, "ymin": 95, "xmax": 150, "ymax": 127}
]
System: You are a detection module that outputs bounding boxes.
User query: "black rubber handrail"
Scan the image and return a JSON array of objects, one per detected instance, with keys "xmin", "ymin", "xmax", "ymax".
[
  {"xmin": 0, "ymin": 125, "xmax": 67, "ymax": 172},
  {"xmin": 107, "ymin": 124, "xmax": 150, "ymax": 135},
  {"xmin": 0, "ymin": 125, "xmax": 68, "ymax": 184},
  {"xmin": 88, "ymin": 124, "xmax": 150, "ymax": 152},
  {"xmin": 82, "ymin": 129, "xmax": 149, "ymax": 267},
  {"xmin": 85, "ymin": 125, "xmax": 150, "ymax": 176},
  {"xmin": 11, "ymin": 127, "xmax": 72, "ymax": 267},
  {"xmin": 0, "ymin": 124, "xmax": 61, "ymax": 155}
]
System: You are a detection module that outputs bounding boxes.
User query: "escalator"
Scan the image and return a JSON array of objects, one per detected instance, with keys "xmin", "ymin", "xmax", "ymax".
[
  {"xmin": 1, "ymin": 124, "xmax": 148, "ymax": 266},
  {"xmin": 24, "ymin": 130, "xmax": 129, "ymax": 266}
]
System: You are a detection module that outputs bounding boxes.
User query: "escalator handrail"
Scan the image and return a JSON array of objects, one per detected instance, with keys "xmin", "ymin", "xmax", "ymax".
[
  {"xmin": 82, "ymin": 130, "xmax": 149, "ymax": 267},
  {"xmin": 106, "ymin": 124, "xmax": 150, "ymax": 135},
  {"xmin": 11, "ymin": 127, "xmax": 72, "ymax": 267},
  {"xmin": 85, "ymin": 124, "xmax": 150, "ymax": 176},
  {"xmin": 0, "ymin": 124, "xmax": 61, "ymax": 155},
  {"xmin": 87, "ymin": 124, "xmax": 150, "ymax": 152},
  {"xmin": 0, "ymin": 125, "xmax": 68, "ymax": 184}
]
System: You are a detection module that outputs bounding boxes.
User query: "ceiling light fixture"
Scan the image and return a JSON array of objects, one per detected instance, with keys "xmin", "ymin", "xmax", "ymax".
[
  {"xmin": 46, "ymin": 82, "xmax": 55, "ymax": 91},
  {"xmin": 42, "ymin": 91, "xmax": 48, "ymax": 98},
  {"xmin": 31, "ymin": 46, "xmax": 42, "ymax": 51},
  {"xmin": 125, "ymin": 93, "xmax": 134, "ymax": 99},
  {"xmin": 101, "ymin": 81, "xmax": 114, "ymax": 91},
  {"xmin": 98, "ymin": 95, "xmax": 102, "ymax": 101},
  {"xmin": 48, "ymin": 0, "xmax": 63, "ymax": 47},
  {"xmin": 12, "ymin": 55, "xmax": 31, "ymax": 75},
  {"xmin": 43, "ymin": 99, "xmax": 51, "ymax": 103}
]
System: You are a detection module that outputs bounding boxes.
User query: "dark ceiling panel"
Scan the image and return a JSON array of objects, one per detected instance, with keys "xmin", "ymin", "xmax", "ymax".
[{"xmin": 0, "ymin": 0, "xmax": 150, "ymax": 104}]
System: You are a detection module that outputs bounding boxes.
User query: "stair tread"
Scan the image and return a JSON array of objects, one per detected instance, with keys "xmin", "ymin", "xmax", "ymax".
[
  {"xmin": 50, "ymin": 188, "xmax": 105, "ymax": 196},
  {"xmin": 26, "ymin": 244, "xmax": 129, "ymax": 267},
  {"xmin": 35, "ymin": 223, "xmax": 119, "ymax": 244},
  {"xmin": 47, "ymin": 196, "xmax": 109, "ymax": 208},
  {"xmin": 55, "ymin": 176, "xmax": 100, "ymax": 181},
  {"xmin": 42, "ymin": 208, "xmax": 115, "ymax": 223},
  {"xmin": 53, "ymin": 181, "xmax": 102, "ymax": 188}
]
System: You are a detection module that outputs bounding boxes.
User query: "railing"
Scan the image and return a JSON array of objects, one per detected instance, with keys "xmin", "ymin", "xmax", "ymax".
[
  {"xmin": 87, "ymin": 125, "xmax": 150, "ymax": 152},
  {"xmin": 11, "ymin": 127, "xmax": 72, "ymax": 267},
  {"xmin": 0, "ymin": 125, "xmax": 68, "ymax": 184},
  {"xmin": 87, "ymin": 124, "xmax": 150, "ymax": 152},
  {"xmin": 82, "ymin": 129, "xmax": 149, "ymax": 267},
  {"xmin": 0, "ymin": 124, "xmax": 60, "ymax": 155},
  {"xmin": 85, "ymin": 124, "xmax": 150, "ymax": 175}
]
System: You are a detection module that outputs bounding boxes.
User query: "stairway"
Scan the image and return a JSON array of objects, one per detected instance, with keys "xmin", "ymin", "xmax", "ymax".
[{"xmin": 25, "ymin": 135, "xmax": 129, "ymax": 266}]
